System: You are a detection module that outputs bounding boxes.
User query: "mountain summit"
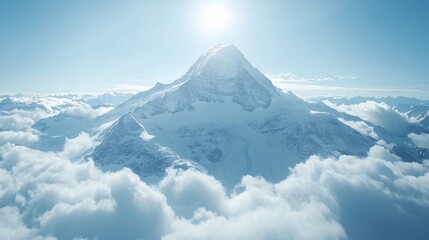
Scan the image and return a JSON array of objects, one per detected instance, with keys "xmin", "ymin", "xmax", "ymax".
[
  {"xmin": 187, "ymin": 44, "xmax": 249, "ymax": 78},
  {"xmin": 187, "ymin": 44, "xmax": 267, "ymax": 81},
  {"xmin": 108, "ymin": 44, "xmax": 282, "ymax": 117},
  {"xmin": 184, "ymin": 44, "xmax": 281, "ymax": 97}
]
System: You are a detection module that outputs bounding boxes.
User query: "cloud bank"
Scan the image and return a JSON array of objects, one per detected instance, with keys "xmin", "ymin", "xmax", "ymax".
[
  {"xmin": 0, "ymin": 144, "xmax": 175, "ymax": 240},
  {"xmin": 0, "ymin": 131, "xmax": 39, "ymax": 146},
  {"xmin": 1, "ymin": 142, "xmax": 428, "ymax": 240},
  {"xmin": 325, "ymin": 101, "xmax": 412, "ymax": 136},
  {"xmin": 408, "ymin": 133, "xmax": 429, "ymax": 149},
  {"xmin": 338, "ymin": 118, "xmax": 379, "ymax": 139}
]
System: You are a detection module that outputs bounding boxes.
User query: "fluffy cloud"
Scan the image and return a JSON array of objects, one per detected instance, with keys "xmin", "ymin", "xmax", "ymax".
[
  {"xmin": 159, "ymin": 168, "xmax": 228, "ymax": 218},
  {"xmin": 0, "ymin": 131, "xmax": 39, "ymax": 146},
  {"xmin": 8, "ymin": 108, "xmax": 51, "ymax": 123},
  {"xmin": 325, "ymin": 101, "xmax": 412, "ymax": 136},
  {"xmin": 162, "ymin": 145, "xmax": 429, "ymax": 240},
  {"xmin": 0, "ymin": 96, "xmax": 112, "ymax": 153},
  {"xmin": 0, "ymin": 98, "xmax": 53, "ymax": 133},
  {"xmin": 0, "ymin": 206, "xmax": 55, "ymax": 240},
  {"xmin": 162, "ymin": 174, "xmax": 346, "ymax": 240},
  {"xmin": 0, "ymin": 114, "xmax": 35, "ymax": 131},
  {"xmin": 30, "ymin": 96, "xmax": 88, "ymax": 111},
  {"xmin": 61, "ymin": 106, "xmax": 112, "ymax": 119},
  {"xmin": 338, "ymin": 118, "xmax": 379, "ymax": 139},
  {"xmin": 408, "ymin": 133, "xmax": 429, "ymax": 149},
  {"xmin": 1, "ymin": 143, "xmax": 428, "ymax": 240},
  {"xmin": 0, "ymin": 144, "xmax": 175, "ymax": 240},
  {"xmin": 59, "ymin": 132, "xmax": 97, "ymax": 160},
  {"xmin": 2, "ymin": 95, "xmax": 113, "ymax": 120}
]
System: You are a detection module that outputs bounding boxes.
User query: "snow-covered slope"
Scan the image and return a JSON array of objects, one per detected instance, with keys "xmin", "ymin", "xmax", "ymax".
[
  {"xmin": 92, "ymin": 113, "xmax": 183, "ymax": 182},
  {"xmin": 422, "ymin": 116, "xmax": 429, "ymax": 128},
  {"xmin": 132, "ymin": 97, "xmax": 373, "ymax": 186},
  {"xmin": 93, "ymin": 44, "xmax": 376, "ymax": 186}
]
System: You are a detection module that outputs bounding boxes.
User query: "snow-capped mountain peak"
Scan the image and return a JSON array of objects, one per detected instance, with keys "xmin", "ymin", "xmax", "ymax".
[
  {"xmin": 100, "ymin": 44, "xmax": 283, "ymax": 119},
  {"xmin": 187, "ymin": 44, "xmax": 252, "ymax": 78},
  {"xmin": 183, "ymin": 44, "xmax": 280, "ymax": 96},
  {"xmin": 131, "ymin": 44, "xmax": 283, "ymax": 114}
]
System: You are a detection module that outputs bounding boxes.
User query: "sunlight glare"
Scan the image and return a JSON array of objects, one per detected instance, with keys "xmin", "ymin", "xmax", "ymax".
[{"xmin": 200, "ymin": 4, "xmax": 229, "ymax": 31}]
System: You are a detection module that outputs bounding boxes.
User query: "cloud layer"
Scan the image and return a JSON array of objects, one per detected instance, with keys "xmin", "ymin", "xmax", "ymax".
[
  {"xmin": 325, "ymin": 100, "xmax": 412, "ymax": 136},
  {"xmin": 0, "ymin": 144, "xmax": 175, "ymax": 240},
  {"xmin": 1, "ymin": 142, "xmax": 428, "ymax": 240},
  {"xmin": 0, "ymin": 131, "xmax": 39, "ymax": 146},
  {"xmin": 338, "ymin": 118, "xmax": 379, "ymax": 139},
  {"xmin": 408, "ymin": 133, "xmax": 429, "ymax": 149}
]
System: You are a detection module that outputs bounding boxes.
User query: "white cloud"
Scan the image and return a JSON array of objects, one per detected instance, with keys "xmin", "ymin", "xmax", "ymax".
[
  {"xmin": 8, "ymin": 108, "xmax": 51, "ymax": 123},
  {"xmin": 0, "ymin": 114, "xmax": 35, "ymax": 131},
  {"xmin": 61, "ymin": 106, "xmax": 113, "ymax": 119},
  {"xmin": 60, "ymin": 132, "xmax": 98, "ymax": 160},
  {"xmin": 0, "ymin": 144, "xmax": 175, "ymax": 240},
  {"xmin": 367, "ymin": 144, "xmax": 401, "ymax": 162},
  {"xmin": 326, "ymin": 101, "xmax": 412, "ymax": 136},
  {"xmin": 338, "ymin": 118, "xmax": 379, "ymax": 139},
  {"xmin": 408, "ymin": 133, "xmax": 429, "ymax": 149},
  {"xmin": 162, "ymin": 173, "xmax": 346, "ymax": 240},
  {"xmin": 0, "ymin": 206, "xmax": 54, "ymax": 240},
  {"xmin": 34, "ymin": 96, "xmax": 87, "ymax": 111},
  {"xmin": 0, "ymin": 131, "xmax": 39, "ymax": 146},
  {"xmin": 1, "ymin": 142, "xmax": 429, "ymax": 240},
  {"xmin": 5, "ymin": 95, "xmax": 120, "ymax": 118},
  {"xmin": 162, "ymin": 145, "xmax": 429, "ymax": 240},
  {"xmin": 158, "ymin": 168, "xmax": 228, "ymax": 218}
]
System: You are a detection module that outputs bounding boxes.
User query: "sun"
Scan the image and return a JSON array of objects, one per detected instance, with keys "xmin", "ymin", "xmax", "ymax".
[{"xmin": 200, "ymin": 4, "xmax": 229, "ymax": 31}]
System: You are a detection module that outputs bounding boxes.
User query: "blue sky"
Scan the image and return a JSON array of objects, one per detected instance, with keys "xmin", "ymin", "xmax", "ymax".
[{"xmin": 1, "ymin": 0, "xmax": 428, "ymax": 97}]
